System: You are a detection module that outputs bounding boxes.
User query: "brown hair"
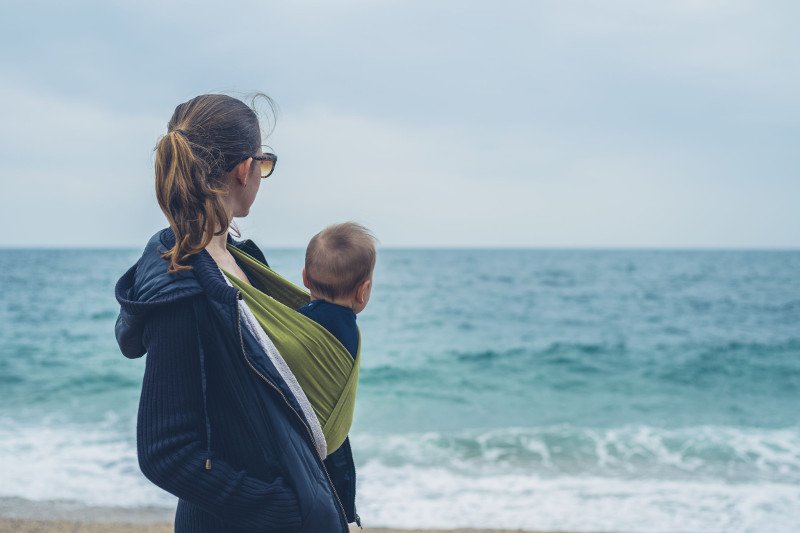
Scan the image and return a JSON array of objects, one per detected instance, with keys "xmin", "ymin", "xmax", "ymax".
[
  {"xmin": 154, "ymin": 94, "xmax": 271, "ymax": 273},
  {"xmin": 305, "ymin": 222, "xmax": 377, "ymax": 301}
]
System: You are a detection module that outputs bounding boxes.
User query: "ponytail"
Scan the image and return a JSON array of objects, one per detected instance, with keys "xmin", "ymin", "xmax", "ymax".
[{"xmin": 154, "ymin": 129, "xmax": 230, "ymax": 273}]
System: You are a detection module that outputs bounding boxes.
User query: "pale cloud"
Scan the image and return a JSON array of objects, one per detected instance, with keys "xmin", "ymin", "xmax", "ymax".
[
  {"xmin": 240, "ymin": 107, "xmax": 798, "ymax": 248},
  {"xmin": 0, "ymin": 80, "xmax": 165, "ymax": 246},
  {"xmin": 0, "ymin": 1, "xmax": 797, "ymax": 248}
]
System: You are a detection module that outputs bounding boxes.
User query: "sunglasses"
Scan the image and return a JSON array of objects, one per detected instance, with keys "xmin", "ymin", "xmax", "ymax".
[{"xmin": 252, "ymin": 148, "xmax": 277, "ymax": 179}]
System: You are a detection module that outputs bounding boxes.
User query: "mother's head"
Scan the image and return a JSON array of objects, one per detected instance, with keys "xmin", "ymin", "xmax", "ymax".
[{"xmin": 154, "ymin": 94, "xmax": 276, "ymax": 273}]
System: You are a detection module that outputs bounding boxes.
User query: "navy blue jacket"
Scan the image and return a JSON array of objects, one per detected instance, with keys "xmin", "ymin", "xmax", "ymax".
[
  {"xmin": 296, "ymin": 301, "xmax": 359, "ymax": 359},
  {"xmin": 115, "ymin": 229, "xmax": 354, "ymax": 532}
]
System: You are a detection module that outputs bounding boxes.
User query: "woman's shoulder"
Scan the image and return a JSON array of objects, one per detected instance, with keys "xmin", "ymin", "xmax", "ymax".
[
  {"xmin": 124, "ymin": 228, "xmax": 248, "ymax": 307},
  {"xmin": 117, "ymin": 229, "xmax": 203, "ymax": 306},
  {"xmin": 115, "ymin": 228, "xmax": 268, "ymax": 360},
  {"xmin": 115, "ymin": 228, "xmax": 206, "ymax": 360},
  {"xmin": 228, "ymin": 234, "xmax": 270, "ymax": 267}
]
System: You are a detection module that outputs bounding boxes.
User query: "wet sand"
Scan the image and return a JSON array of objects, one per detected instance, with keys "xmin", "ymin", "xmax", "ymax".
[
  {"xmin": 0, "ymin": 498, "xmax": 582, "ymax": 533},
  {"xmin": 0, "ymin": 519, "xmax": 564, "ymax": 533}
]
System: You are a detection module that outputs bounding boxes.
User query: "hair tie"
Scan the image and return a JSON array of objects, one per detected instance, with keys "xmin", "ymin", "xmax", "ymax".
[{"xmin": 173, "ymin": 128, "xmax": 189, "ymax": 138}]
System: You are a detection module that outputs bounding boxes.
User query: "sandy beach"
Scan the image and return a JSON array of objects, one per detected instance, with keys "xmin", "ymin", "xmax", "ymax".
[
  {"xmin": 0, "ymin": 519, "xmax": 565, "ymax": 533},
  {"xmin": 0, "ymin": 498, "xmax": 576, "ymax": 533}
]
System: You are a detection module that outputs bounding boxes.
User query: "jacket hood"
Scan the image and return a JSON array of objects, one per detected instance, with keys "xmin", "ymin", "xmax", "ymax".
[{"xmin": 115, "ymin": 228, "xmax": 268, "ymax": 359}]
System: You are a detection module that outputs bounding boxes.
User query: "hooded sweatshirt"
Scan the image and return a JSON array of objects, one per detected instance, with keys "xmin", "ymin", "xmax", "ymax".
[{"xmin": 115, "ymin": 228, "xmax": 351, "ymax": 533}]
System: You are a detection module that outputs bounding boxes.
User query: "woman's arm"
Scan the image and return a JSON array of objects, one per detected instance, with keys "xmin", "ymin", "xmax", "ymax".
[{"xmin": 137, "ymin": 298, "xmax": 302, "ymax": 531}]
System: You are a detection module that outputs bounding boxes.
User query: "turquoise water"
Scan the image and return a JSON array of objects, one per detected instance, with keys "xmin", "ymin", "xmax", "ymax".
[{"xmin": 1, "ymin": 248, "xmax": 799, "ymax": 531}]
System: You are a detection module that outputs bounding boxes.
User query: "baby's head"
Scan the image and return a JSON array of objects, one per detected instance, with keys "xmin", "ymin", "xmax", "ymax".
[{"xmin": 302, "ymin": 222, "xmax": 377, "ymax": 314}]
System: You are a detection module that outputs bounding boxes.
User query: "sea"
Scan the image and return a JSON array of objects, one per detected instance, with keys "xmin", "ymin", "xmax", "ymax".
[{"xmin": 0, "ymin": 247, "xmax": 799, "ymax": 532}]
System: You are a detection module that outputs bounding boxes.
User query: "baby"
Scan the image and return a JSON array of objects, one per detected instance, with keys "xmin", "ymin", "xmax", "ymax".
[
  {"xmin": 298, "ymin": 222, "xmax": 375, "ymax": 526},
  {"xmin": 297, "ymin": 222, "xmax": 376, "ymax": 358}
]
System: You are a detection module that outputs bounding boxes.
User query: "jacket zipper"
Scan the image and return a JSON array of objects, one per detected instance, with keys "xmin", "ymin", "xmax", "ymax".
[
  {"xmin": 349, "ymin": 438, "xmax": 362, "ymax": 528},
  {"xmin": 233, "ymin": 296, "xmax": 349, "ymax": 532}
]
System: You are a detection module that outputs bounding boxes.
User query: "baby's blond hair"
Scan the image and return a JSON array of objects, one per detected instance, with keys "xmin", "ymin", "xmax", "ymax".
[{"xmin": 305, "ymin": 222, "xmax": 377, "ymax": 301}]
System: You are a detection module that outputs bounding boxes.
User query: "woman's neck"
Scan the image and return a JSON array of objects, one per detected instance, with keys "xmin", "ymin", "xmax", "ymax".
[
  {"xmin": 206, "ymin": 230, "xmax": 229, "ymax": 257},
  {"xmin": 204, "ymin": 228, "xmax": 252, "ymax": 285}
]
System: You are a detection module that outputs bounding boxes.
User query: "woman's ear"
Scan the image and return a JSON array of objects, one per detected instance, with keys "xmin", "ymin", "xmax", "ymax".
[{"xmin": 232, "ymin": 157, "xmax": 253, "ymax": 187}]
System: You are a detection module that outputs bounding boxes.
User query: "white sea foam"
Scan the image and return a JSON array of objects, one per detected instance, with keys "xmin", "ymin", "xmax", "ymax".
[
  {"xmin": 350, "ymin": 426, "xmax": 800, "ymax": 531},
  {"xmin": 0, "ymin": 420, "xmax": 174, "ymax": 509},
  {"xmin": 356, "ymin": 461, "xmax": 800, "ymax": 532},
  {"xmin": 2, "ymin": 419, "xmax": 800, "ymax": 532},
  {"xmin": 354, "ymin": 425, "xmax": 800, "ymax": 483}
]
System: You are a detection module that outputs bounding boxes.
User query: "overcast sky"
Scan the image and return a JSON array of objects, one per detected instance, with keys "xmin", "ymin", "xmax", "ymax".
[{"xmin": 1, "ymin": 1, "xmax": 797, "ymax": 248}]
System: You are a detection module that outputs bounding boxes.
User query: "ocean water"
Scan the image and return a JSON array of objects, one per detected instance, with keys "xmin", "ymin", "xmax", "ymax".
[{"xmin": 1, "ymin": 247, "xmax": 799, "ymax": 532}]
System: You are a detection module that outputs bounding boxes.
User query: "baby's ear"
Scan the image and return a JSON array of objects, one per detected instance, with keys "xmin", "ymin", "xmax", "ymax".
[
  {"xmin": 301, "ymin": 268, "xmax": 311, "ymax": 290},
  {"xmin": 356, "ymin": 278, "xmax": 372, "ymax": 304}
]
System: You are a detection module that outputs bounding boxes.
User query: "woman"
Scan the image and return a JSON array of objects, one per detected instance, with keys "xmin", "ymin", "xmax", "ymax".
[{"xmin": 115, "ymin": 94, "xmax": 357, "ymax": 532}]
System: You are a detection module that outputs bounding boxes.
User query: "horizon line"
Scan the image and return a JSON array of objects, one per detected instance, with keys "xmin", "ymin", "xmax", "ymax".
[{"xmin": 1, "ymin": 244, "xmax": 798, "ymax": 252}]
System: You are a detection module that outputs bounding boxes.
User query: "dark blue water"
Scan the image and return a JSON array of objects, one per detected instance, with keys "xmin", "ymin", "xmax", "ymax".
[{"xmin": 1, "ymin": 248, "xmax": 799, "ymax": 531}]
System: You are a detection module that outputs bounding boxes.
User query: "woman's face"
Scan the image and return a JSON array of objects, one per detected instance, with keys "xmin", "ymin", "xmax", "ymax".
[
  {"xmin": 244, "ymin": 146, "xmax": 263, "ymax": 212},
  {"xmin": 231, "ymin": 146, "xmax": 263, "ymax": 217}
]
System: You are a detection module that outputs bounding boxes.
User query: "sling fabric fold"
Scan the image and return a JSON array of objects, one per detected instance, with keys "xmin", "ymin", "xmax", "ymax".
[{"xmin": 222, "ymin": 245, "xmax": 360, "ymax": 457}]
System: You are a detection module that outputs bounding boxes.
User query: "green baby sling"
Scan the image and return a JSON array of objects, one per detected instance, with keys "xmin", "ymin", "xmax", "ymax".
[{"xmin": 222, "ymin": 245, "xmax": 360, "ymax": 457}]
